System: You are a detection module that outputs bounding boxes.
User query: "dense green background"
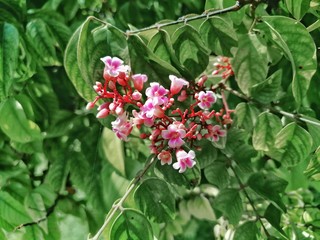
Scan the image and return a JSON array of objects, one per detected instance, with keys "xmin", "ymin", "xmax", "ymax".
[{"xmin": 0, "ymin": 0, "xmax": 320, "ymax": 239}]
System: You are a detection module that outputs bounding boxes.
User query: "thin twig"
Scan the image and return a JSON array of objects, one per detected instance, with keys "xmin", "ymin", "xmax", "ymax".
[{"xmin": 88, "ymin": 156, "xmax": 156, "ymax": 240}]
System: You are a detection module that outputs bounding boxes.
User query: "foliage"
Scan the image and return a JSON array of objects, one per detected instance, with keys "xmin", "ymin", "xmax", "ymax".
[{"xmin": 0, "ymin": 0, "xmax": 320, "ymax": 239}]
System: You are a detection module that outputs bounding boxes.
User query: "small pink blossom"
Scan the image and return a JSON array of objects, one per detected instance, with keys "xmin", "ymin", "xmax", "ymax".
[
  {"xmin": 101, "ymin": 56, "xmax": 129, "ymax": 77},
  {"xmin": 145, "ymin": 82, "xmax": 169, "ymax": 106},
  {"xmin": 169, "ymin": 75, "xmax": 189, "ymax": 95},
  {"xmin": 173, "ymin": 150, "xmax": 196, "ymax": 173},
  {"xmin": 132, "ymin": 74, "xmax": 148, "ymax": 92},
  {"xmin": 111, "ymin": 113, "xmax": 133, "ymax": 141},
  {"xmin": 197, "ymin": 91, "xmax": 216, "ymax": 110},
  {"xmin": 178, "ymin": 90, "xmax": 188, "ymax": 102},
  {"xmin": 208, "ymin": 125, "xmax": 226, "ymax": 142},
  {"xmin": 161, "ymin": 123, "xmax": 186, "ymax": 148},
  {"xmin": 157, "ymin": 150, "xmax": 172, "ymax": 165},
  {"xmin": 132, "ymin": 90, "xmax": 142, "ymax": 101},
  {"xmin": 132, "ymin": 110, "xmax": 154, "ymax": 127},
  {"xmin": 96, "ymin": 102, "xmax": 111, "ymax": 118}
]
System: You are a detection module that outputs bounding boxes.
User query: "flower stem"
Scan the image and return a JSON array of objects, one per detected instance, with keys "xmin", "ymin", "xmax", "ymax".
[{"xmin": 88, "ymin": 155, "xmax": 156, "ymax": 240}]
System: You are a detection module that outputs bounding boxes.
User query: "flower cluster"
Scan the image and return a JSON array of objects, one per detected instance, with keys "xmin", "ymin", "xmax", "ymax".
[
  {"xmin": 212, "ymin": 56, "xmax": 234, "ymax": 79},
  {"xmin": 87, "ymin": 56, "xmax": 233, "ymax": 173}
]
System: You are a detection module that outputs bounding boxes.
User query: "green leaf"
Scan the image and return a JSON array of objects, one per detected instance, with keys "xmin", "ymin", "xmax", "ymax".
[
  {"xmin": 187, "ymin": 195, "xmax": 215, "ymax": 221},
  {"xmin": 64, "ymin": 26, "xmax": 96, "ymax": 101},
  {"xmin": 252, "ymin": 112, "xmax": 283, "ymax": 151},
  {"xmin": 154, "ymin": 160, "xmax": 201, "ymax": 188},
  {"xmin": 134, "ymin": 178, "xmax": 175, "ymax": 223},
  {"xmin": 234, "ymin": 221, "xmax": 259, "ymax": 240},
  {"xmin": 110, "ymin": 209, "xmax": 153, "ymax": 240},
  {"xmin": 234, "ymin": 103, "xmax": 260, "ymax": 131},
  {"xmin": 0, "ymin": 191, "xmax": 32, "ymax": 229},
  {"xmin": 232, "ymin": 33, "xmax": 268, "ymax": 95},
  {"xmin": 273, "ymin": 122, "xmax": 313, "ymax": 166},
  {"xmin": 0, "ymin": 22, "xmax": 19, "ymax": 99},
  {"xmin": 101, "ymin": 127, "xmax": 125, "ymax": 176},
  {"xmin": 261, "ymin": 16, "xmax": 317, "ymax": 105},
  {"xmin": 285, "ymin": 0, "xmax": 311, "ymax": 20},
  {"xmin": 26, "ymin": 18, "xmax": 59, "ymax": 66},
  {"xmin": 204, "ymin": 160, "xmax": 229, "ymax": 189},
  {"xmin": 264, "ymin": 203, "xmax": 287, "ymax": 236},
  {"xmin": 25, "ymin": 225, "xmax": 44, "ymax": 240},
  {"xmin": 200, "ymin": 16, "xmax": 237, "ymax": 56},
  {"xmin": 248, "ymin": 172, "xmax": 288, "ymax": 211},
  {"xmin": 172, "ymin": 25, "xmax": 210, "ymax": 78},
  {"xmin": 148, "ymin": 29, "xmax": 192, "ymax": 79},
  {"xmin": 304, "ymin": 147, "xmax": 320, "ymax": 181},
  {"xmin": 250, "ymin": 70, "xmax": 282, "ymax": 104},
  {"xmin": 213, "ymin": 188, "xmax": 243, "ymax": 225},
  {"xmin": 128, "ymin": 34, "xmax": 180, "ymax": 85},
  {"xmin": 0, "ymin": 98, "xmax": 42, "ymax": 143}
]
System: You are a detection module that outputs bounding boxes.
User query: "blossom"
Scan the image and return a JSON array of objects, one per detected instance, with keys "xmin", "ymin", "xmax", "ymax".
[
  {"xmin": 145, "ymin": 82, "xmax": 169, "ymax": 106},
  {"xmin": 111, "ymin": 113, "xmax": 133, "ymax": 141},
  {"xmin": 157, "ymin": 150, "xmax": 172, "ymax": 165},
  {"xmin": 101, "ymin": 56, "xmax": 129, "ymax": 77},
  {"xmin": 197, "ymin": 91, "xmax": 216, "ymax": 110},
  {"xmin": 208, "ymin": 125, "xmax": 226, "ymax": 142},
  {"xmin": 132, "ymin": 74, "xmax": 148, "ymax": 92},
  {"xmin": 140, "ymin": 99, "xmax": 164, "ymax": 119},
  {"xmin": 169, "ymin": 75, "xmax": 189, "ymax": 95},
  {"xmin": 173, "ymin": 150, "xmax": 196, "ymax": 173},
  {"xmin": 161, "ymin": 123, "xmax": 186, "ymax": 148}
]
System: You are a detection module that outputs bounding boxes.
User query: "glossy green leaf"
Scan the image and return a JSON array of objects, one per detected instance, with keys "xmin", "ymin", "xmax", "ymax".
[
  {"xmin": 110, "ymin": 209, "xmax": 153, "ymax": 240},
  {"xmin": 234, "ymin": 221, "xmax": 259, "ymax": 240},
  {"xmin": 0, "ymin": 191, "xmax": 32, "ymax": 229},
  {"xmin": 285, "ymin": 0, "xmax": 311, "ymax": 20},
  {"xmin": 261, "ymin": 16, "xmax": 317, "ymax": 104},
  {"xmin": 24, "ymin": 193, "xmax": 46, "ymax": 222},
  {"xmin": 154, "ymin": 160, "xmax": 201, "ymax": 188},
  {"xmin": 26, "ymin": 18, "xmax": 59, "ymax": 66},
  {"xmin": 252, "ymin": 112, "xmax": 282, "ymax": 151},
  {"xmin": 200, "ymin": 16, "xmax": 237, "ymax": 56},
  {"xmin": 234, "ymin": 103, "xmax": 260, "ymax": 131},
  {"xmin": 250, "ymin": 70, "xmax": 282, "ymax": 104},
  {"xmin": 305, "ymin": 116, "xmax": 320, "ymax": 151},
  {"xmin": 187, "ymin": 195, "xmax": 215, "ymax": 221},
  {"xmin": 248, "ymin": 172, "xmax": 288, "ymax": 211},
  {"xmin": 213, "ymin": 188, "xmax": 243, "ymax": 225},
  {"xmin": 204, "ymin": 160, "xmax": 229, "ymax": 189},
  {"xmin": 134, "ymin": 178, "xmax": 175, "ymax": 223},
  {"xmin": 0, "ymin": 98, "xmax": 42, "ymax": 143},
  {"xmin": 274, "ymin": 122, "xmax": 313, "ymax": 166},
  {"xmin": 101, "ymin": 128, "xmax": 125, "ymax": 175},
  {"xmin": 232, "ymin": 33, "xmax": 268, "ymax": 95},
  {"xmin": 172, "ymin": 25, "xmax": 210, "ymax": 78},
  {"xmin": 148, "ymin": 29, "xmax": 192, "ymax": 79},
  {"xmin": 0, "ymin": 22, "xmax": 19, "ymax": 99},
  {"xmin": 25, "ymin": 225, "xmax": 44, "ymax": 240},
  {"xmin": 128, "ymin": 34, "xmax": 180, "ymax": 85},
  {"xmin": 64, "ymin": 26, "xmax": 96, "ymax": 101},
  {"xmin": 264, "ymin": 203, "xmax": 286, "ymax": 236}
]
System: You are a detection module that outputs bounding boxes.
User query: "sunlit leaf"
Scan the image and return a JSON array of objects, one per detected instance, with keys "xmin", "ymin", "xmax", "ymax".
[
  {"xmin": 187, "ymin": 195, "xmax": 215, "ymax": 221},
  {"xmin": 261, "ymin": 16, "xmax": 317, "ymax": 105},
  {"xmin": 234, "ymin": 221, "xmax": 259, "ymax": 240},
  {"xmin": 253, "ymin": 112, "xmax": 282, "ymax": 151},
  {"xmin": 232, "ymin": 33, "xmax": 268, "ymax": 95},
  {"xmin": 234, "ymin": 103, "xmax": 260, "ymax": 131},
  {"xmin": 285, "ymin": 0, "xmax": 311, "ymax": 20}
]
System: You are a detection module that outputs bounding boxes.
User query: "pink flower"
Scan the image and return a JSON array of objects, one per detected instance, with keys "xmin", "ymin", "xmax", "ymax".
[
  {"xmin": 140, "ymin": 99, "xmax": 164, "ymax": 119},
  {"xmin": 169, "ymin": 75, "xmax": 189, "ymax": 95},
  {"xmin": 208, "ymin": 125, "xmax": 226, "ymax": 142},
  {"xmin": 197, "ymin": 91, "xmax": 216, "ymax": 110},
  {"xmin": 111, "ymin": 113, "xmax": 133, "ymax": 141},
  {"xmin": 132, "ymin": 110, "xmax": 154, "ymax": 127},
  {"xmin": 173, "ymin": 150, "xmax": 196, "ymax": 173},
  {"xmin": 132, "ymin": 74, "xmax": 148, "ymax": 92},
  {"xmin": 96, "ymin": 102, "xmax": 110, "ymax": 118},
  {"xmin": 145, "ymin": 82, "xmax": 169, "ymax": 106},
  {"xmin": 157, "ymin": 150, "xmax": 172, "ymax": 165},
  {"xmin": 161, "ymin": 123, "xmax": 186, "ymax": 148},
  {"xmin": 132, "ymin": 90, "xmax": 142, "ymax": 101},
  {"xmin": 101, "ymin": 56, "xmax": 129, "ymax": 77}
]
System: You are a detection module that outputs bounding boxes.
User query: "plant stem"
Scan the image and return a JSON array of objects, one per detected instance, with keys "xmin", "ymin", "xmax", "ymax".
[
  {"xmin": 230, "ymin": 165, "xmax": 270, "ymax": 237},
  {"xmin": 222, "ymin": 85, "xmax": 320, "ymax": 127},
  {"xmin": 88, "ymin": 156, "xmax": 156, "ymax": 240},
  {"xmin": 126, "ymin": 2, "xmax": 243, "ymax": 35}
]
